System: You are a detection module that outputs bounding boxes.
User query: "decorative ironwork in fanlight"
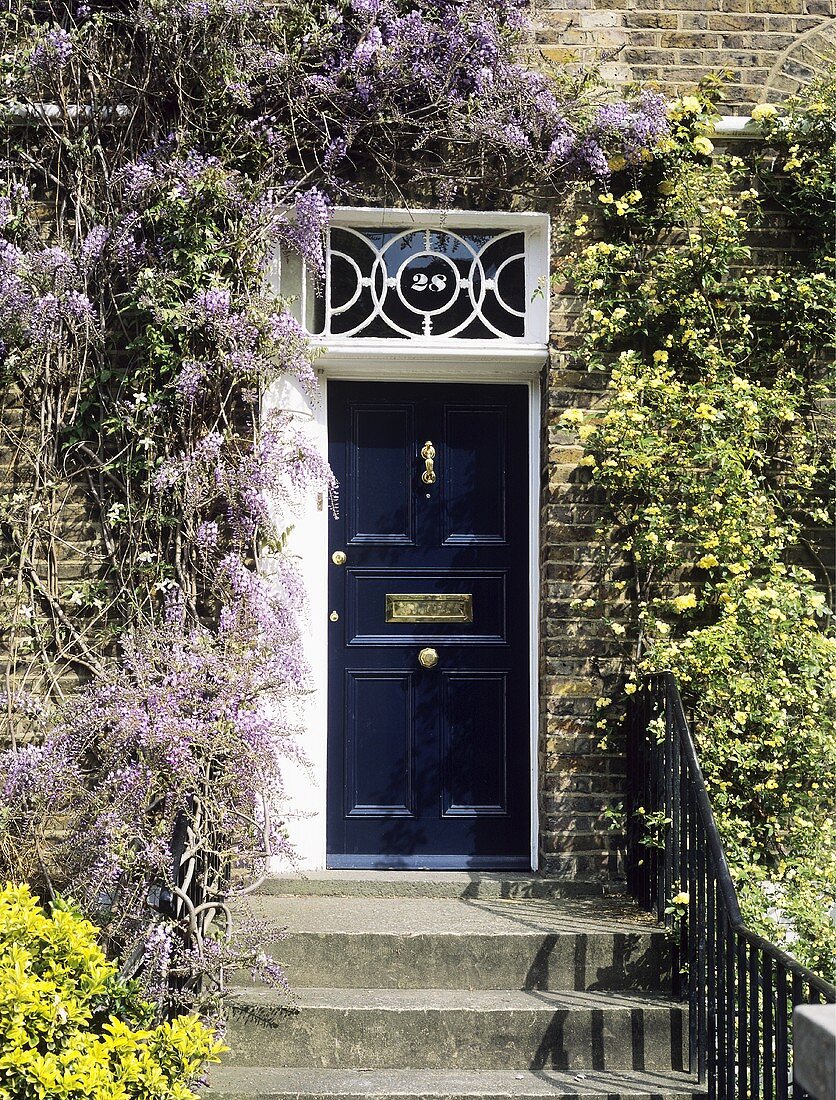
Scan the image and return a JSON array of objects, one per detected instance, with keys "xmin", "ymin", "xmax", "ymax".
[
  {"xmin": 325, "ymin": 226, "xmax": 528, "ymax": 341},
  {"xmin": 273, "ymin": 211, "xmax": 550, "ymax": 349}
]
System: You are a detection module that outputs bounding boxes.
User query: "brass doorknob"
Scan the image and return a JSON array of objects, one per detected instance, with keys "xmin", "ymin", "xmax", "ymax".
[
  {"xmin": 418, "ymin": 647, "xmax": 439, "ymax": 669},
  {"xmin": 331, "ymin": 550, "xmax": 347, "ymax": 565}
]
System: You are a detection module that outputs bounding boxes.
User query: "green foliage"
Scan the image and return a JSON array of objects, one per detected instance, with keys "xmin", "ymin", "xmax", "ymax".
[
  {"xmin": 651, "ymin": 575, "xmax": 836, "ymax": 975},
  {"xmin": 562, "ymin": 79, "xmax": 836, "ymax": 979},
  {"xmin": 752, "ymin": 80, "xmax": 836, "ymax": 227},
  {"xmin": 0, "ymin": 884, "xmax": 225, "ymax": 1100}
]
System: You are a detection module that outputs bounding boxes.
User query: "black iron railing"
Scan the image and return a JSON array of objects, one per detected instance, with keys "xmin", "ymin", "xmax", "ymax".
[{"xmin": 626, "ymin": 672, "xmax": 835, "ymax": 1100}]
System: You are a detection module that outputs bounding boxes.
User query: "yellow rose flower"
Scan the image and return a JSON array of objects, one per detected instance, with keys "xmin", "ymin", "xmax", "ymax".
[
  {"xmin": 697, "ymin": 554, "xmax": 719, "ymax": 569},
  {"xmin": 751, "ymin": 103, "xmax": 778, "ymax": 121},
  {"xmin": 693, "ymin": 136, "xmax": 714, "ymax": 156},
  {"xmin": 672, "ymin": 593, "xmax": 697, "ymax": 612}
]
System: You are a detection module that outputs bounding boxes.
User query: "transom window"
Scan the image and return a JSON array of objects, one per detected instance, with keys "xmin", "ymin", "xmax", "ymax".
[{"xmin": 275, "ymin": 208, "xmax": 550, "ymax": 352}]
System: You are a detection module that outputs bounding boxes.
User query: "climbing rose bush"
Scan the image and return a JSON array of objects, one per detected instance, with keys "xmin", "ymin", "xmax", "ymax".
[{"xmin": 561, "ymin": 79, "xmax": 836, "ymax": 978}]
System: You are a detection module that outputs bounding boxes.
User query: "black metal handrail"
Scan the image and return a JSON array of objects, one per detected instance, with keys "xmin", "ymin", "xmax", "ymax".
[{"xmin": 626, "ymin": 672, "xmax": 835, "ymax": 1100}]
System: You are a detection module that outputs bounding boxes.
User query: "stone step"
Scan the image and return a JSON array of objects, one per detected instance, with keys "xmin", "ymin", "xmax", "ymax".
[
  {"xmin": 243, "ymin": 895, "xmax": 669, "ymax": 992},
  {"xmin": 223, "ymin": 987, "xmax": 688, "ymax": 1073},
  {"xmin": 202, "ymin": 1066, "xmax": 706, "ymax": 1100},
  {"xmin": 258, "ymin": 872, "xmax": 622, "ymax": 900}
]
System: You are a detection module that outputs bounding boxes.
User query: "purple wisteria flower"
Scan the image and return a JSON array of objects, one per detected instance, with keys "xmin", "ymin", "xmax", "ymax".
[
  {"xmin": 30, "ymin": 28, "xmax": 74, "ymax": 72},
  {"xmin": 593, "ymin": 91, "xmax": 670, "ymax": 162},
  {"xmin": 194, "ymin": 287, "xmax": 233, "ymax": 326},
  {"xmin": 195, "ymin": 519, "xmax": 220, "ymax": 554},
  {"xmin": 176, "ymin": 358, "xmax": 209, "ymax": 402},
  {"xmin": 81, "ymin": 225, "xmax": 111, "ymax": 268},
  {"xmin": 0, "ymin": 232, "xmax": 98, "ymax": 358},
  {"xmin": 277, "ymin": 189, "xmax": 329, "ymax": 279},
  {"xmin": 112, "ymin": 212, "xmax": 145, "ymax": 272}
]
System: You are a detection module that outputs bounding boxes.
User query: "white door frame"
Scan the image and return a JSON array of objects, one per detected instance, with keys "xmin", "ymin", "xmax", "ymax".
[{"xmin": 266, "ymin": 348, "xmax": 544, "ymax": 872}]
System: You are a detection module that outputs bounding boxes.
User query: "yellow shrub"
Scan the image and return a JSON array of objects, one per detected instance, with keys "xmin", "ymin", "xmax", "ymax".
[{"xmin": 0, "ymin": 884, "xmax": 225, "ymax": 1100}]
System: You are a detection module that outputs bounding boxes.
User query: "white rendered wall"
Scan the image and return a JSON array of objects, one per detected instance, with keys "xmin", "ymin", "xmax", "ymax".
[{"xmin": 262, "ymin": 372, "xmax": 330, "ymax": 870}]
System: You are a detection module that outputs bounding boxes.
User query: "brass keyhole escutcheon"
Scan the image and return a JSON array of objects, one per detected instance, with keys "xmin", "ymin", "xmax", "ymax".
[
  {"xmin": 418, "ymin": 647, "xmax": 439, "ymax": 669},
  {"xmin": 331, "ymin": 550, "xmax": 347, "ymax": 566},
  {"xmin": 420, "ymin": 441, "xmax": 436, "ymax": 485}
]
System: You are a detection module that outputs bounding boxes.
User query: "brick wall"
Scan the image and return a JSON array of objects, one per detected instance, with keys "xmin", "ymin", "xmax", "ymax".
[
  {"xmin": 0, "ymin": 377, "xmax": 113, "ymax": 744},
  {"xmin": 535, "ymin": 0, "xmax": 836, "ymax": 110},
  {"xmin": 538, "ymin": 346, "xmax": 627, "ymax": 880},
  {"xmin": 4, "ymin": 12, "xmax": 834, "ymax": 875}
]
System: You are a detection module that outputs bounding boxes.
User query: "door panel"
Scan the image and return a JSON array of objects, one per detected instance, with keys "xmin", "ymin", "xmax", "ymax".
[
  {"xmin": 443, "ymin": 405, "xmax": 507, "ymax": 544},
  {"xmin": 441, "ymin": 672, "xmax": 508, "ymax": 816},
  {"xmin": 346, "ymin": 570, "xmax": 507, "ymax": 645},
  {"xmin": 345, "ymin": 672, "xmax": 414, "ymax": 817},
  {"xmin": 348, "ymin": 404, "xmax": 415, "ymax": 544},
  {"xmin": 327, "ymin": 381, "xmax": 530, "ymax": 869}
]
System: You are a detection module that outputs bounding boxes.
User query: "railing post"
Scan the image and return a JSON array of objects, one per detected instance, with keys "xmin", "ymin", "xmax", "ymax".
[
  {"xmin": 791, "ymin": 974, "xmax": 804, "ymax": 1100},
  {"xmin": 749, "ymin": 943, "xmax": 761, "ymax": 1100},
  {"xmin": 708, "ymin": 869, "xmax": 718, "ymax": 1100},
  {"xmin": 661, "ymin": 677, "xmax": 674, "ymax": 924},
  {"xmin": 764, "ymin": 953, "xmax": 775, "ymax": 1100},
  {"xmin": 691, "ymin": 774, "xmax": 706, "ymax": 1079},
  {"xmin": 777, "ymin": 967, "xmax": 789, "ymax": 1100},
  {"xmin": 737, "ymin": 935, "xmax": 748, "ymax": 1100}
]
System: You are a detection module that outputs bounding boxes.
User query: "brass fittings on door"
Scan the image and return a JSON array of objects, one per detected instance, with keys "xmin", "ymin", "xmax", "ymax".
[
  {"xmin": 418, "ymin": 647, "xmax": 439, "ymax": 669},
  {"xmin": 420, "ymin": 441, "xmax": 436, "ymax": 485},
  {"xmin": 331, "ymin": 550, "xmax": 347, "ymax": 565}
]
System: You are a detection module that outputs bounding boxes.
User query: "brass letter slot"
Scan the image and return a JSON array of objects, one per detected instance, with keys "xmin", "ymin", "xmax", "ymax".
[{"xmin": 386, "ymin": 593, "xmax": 473, "ymax": 624}]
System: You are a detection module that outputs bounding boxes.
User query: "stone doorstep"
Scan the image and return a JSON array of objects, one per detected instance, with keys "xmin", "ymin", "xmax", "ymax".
[
  {"xmin": 222, "ymin": 986, "xmax": 689, "ymax": 1074},
  {"xmin": 235, "ymin": 894, "xmax": 670, "ymax": 993},
  {"xmin": 256, "ymin": 872, "xmax": 625, "ymax": 899},
  {"xmin": 202, "ymin": 1066, "xmax": 707, "ymax": 1100},
  {"xmin": 245, "ymin": 892, "xmax": 658, "ymax": 934}
]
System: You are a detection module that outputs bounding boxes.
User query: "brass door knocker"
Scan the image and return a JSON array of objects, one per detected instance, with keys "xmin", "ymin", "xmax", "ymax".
[{"xmin": 421, "ymin": 441, "xmax": 436, "ymax": 485}]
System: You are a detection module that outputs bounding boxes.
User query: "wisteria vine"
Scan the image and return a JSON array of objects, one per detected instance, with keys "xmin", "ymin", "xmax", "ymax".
[{"xmin": 0, "ymin": 0, "xmax": 674, "ymax": 1016}]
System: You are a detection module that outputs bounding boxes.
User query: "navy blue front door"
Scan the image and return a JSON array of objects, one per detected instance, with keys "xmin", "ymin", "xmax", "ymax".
[{"xmin": 327, "ymin": 381, "xmax": 530, "ymax": 869}]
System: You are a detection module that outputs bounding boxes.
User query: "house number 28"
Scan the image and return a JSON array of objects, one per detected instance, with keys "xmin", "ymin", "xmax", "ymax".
[{"xmin": 411, "ymin": 272, "xmax": 448, "ymax": 292}]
